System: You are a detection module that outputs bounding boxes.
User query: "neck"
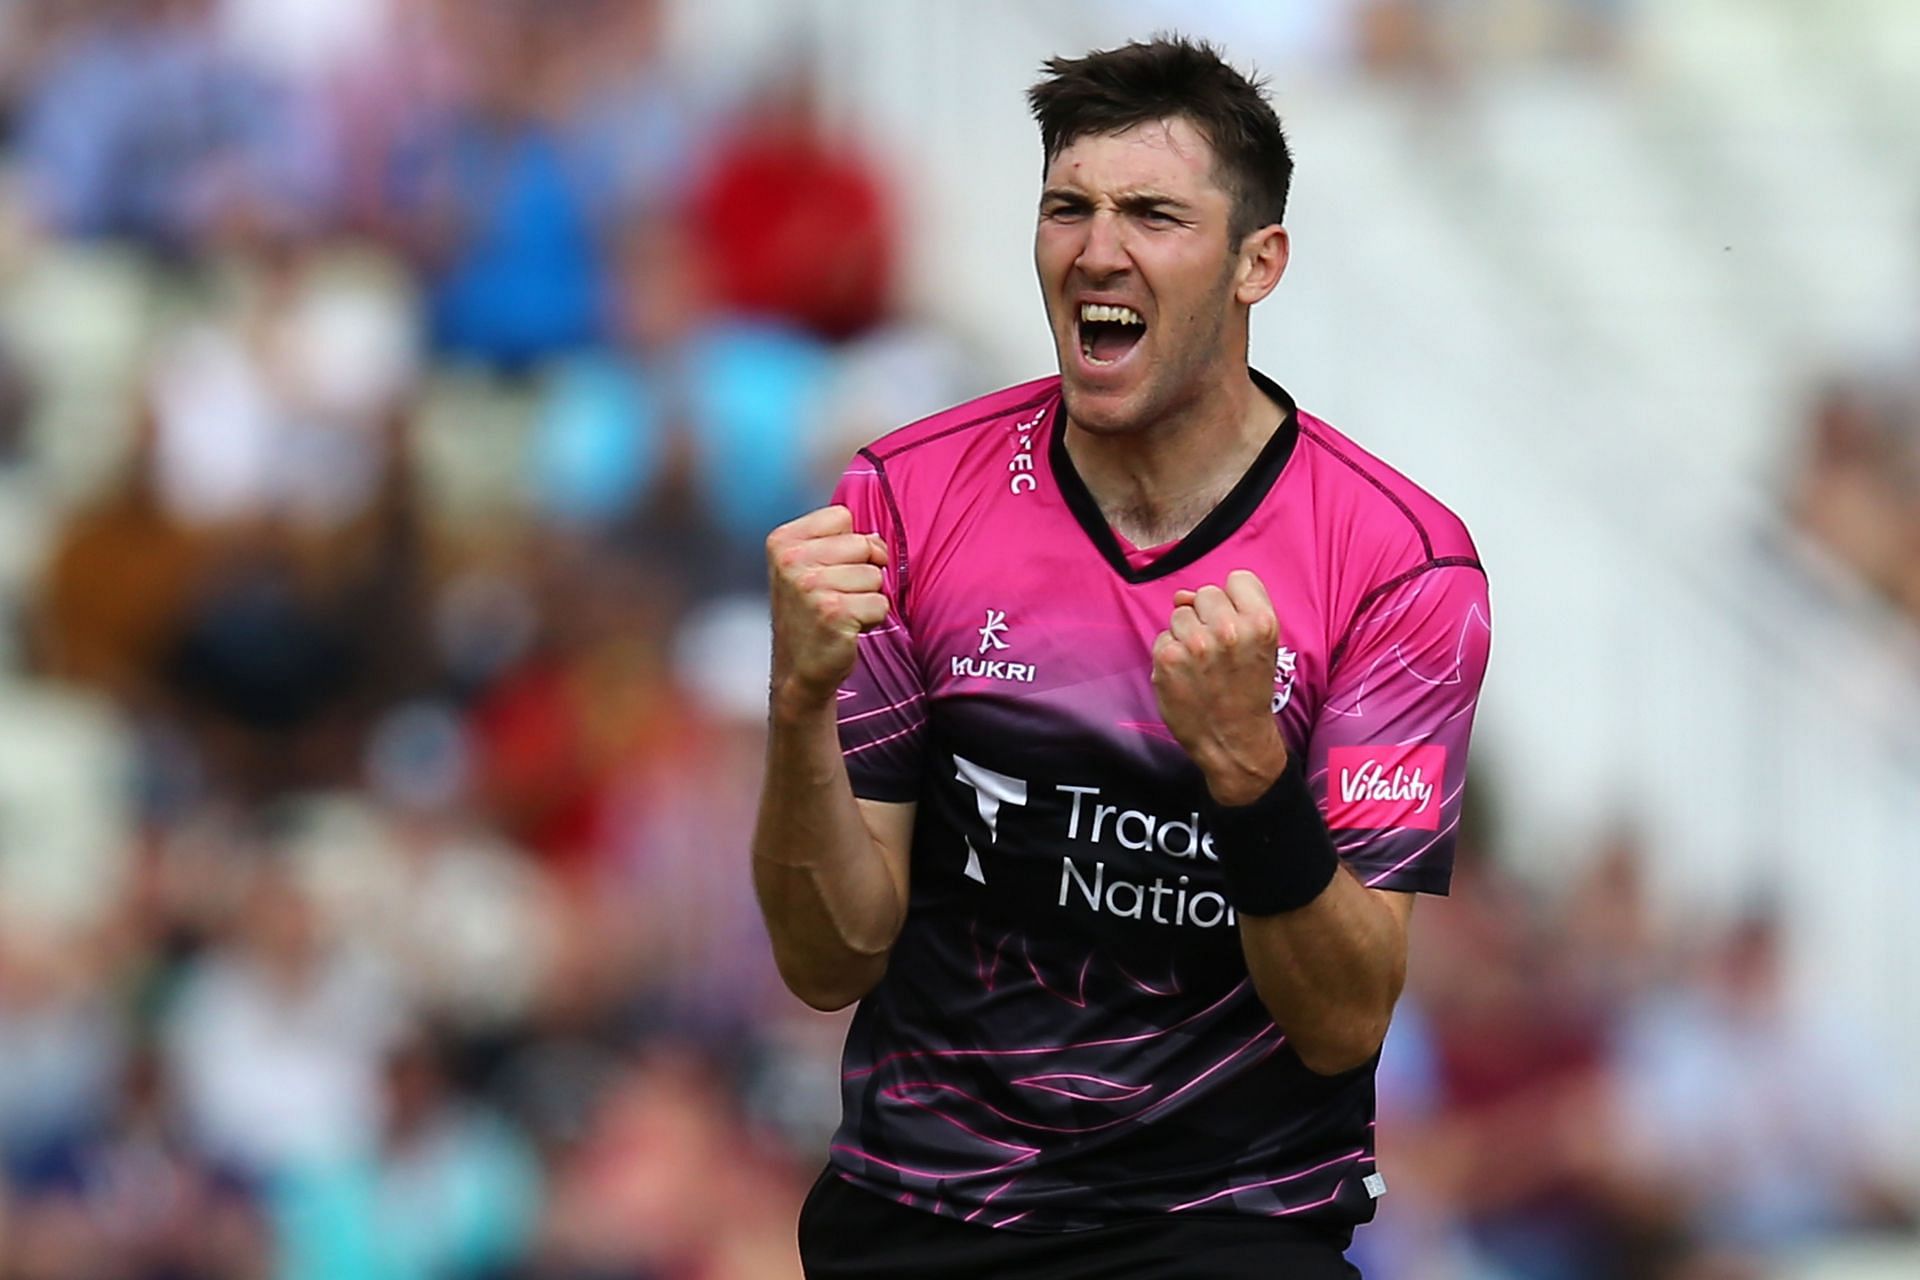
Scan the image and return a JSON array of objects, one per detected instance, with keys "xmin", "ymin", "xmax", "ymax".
[{"xmin": 1064, "ymin": 363, "xmax": 1279, "ymax": 548}]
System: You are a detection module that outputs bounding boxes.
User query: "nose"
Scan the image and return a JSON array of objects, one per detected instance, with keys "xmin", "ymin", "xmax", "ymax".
[{"xmin": 1075, "ymin": 208, "xmax": 1131, "ymax": 281}]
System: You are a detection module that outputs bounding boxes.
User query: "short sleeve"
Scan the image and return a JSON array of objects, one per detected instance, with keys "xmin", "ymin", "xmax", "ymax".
[
  {"xmin": 1305, "ymin": 562, "xmax": 1491, "ymax": 895},
  {"xmin": 831, "ymin": 454, "xmax": 926, "ymax": 802}
]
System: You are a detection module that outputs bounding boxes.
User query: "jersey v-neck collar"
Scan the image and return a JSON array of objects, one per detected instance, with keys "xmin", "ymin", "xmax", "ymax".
[{"xmin": 1047, "ymin": 368, "xmax": 1301, "ymax": 584}]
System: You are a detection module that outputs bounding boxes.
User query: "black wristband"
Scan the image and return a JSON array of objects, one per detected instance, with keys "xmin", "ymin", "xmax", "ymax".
[{"xmin": 1201, "ymin": 758, "xmax": 1338, "ymax": 917}]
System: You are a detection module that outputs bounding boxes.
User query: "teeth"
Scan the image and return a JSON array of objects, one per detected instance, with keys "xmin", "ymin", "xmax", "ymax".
[{"xmin": 1078, "ymin": 303, "xmax": 1144, "ymax": 327}]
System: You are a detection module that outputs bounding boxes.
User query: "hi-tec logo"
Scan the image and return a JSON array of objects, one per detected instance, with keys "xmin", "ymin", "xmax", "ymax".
[
  {"xmin": 1008, "ymin": 408, "xmax": 1043, "ymax": 495},
  {"xmin": 978, "ymin": 609, "xmax": 1011, "ymax": 653},
  {"xmin": 952, "ymin": 609, "xmax": 1037, "ymax": 683}
]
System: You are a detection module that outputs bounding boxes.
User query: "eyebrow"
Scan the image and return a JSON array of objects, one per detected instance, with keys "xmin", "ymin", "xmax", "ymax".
[{"xmin": 1040, "ymin": 187, "xmax": 1196, "ymax": 214}]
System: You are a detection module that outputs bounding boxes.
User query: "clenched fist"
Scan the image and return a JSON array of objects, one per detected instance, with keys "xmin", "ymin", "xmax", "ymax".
[
  {"xmin": 1152, "ymin": 569, "xmax": 1290, "ymax": 805},
  {"xmin": 766, "ymin": 505, "xmax": 892, "ymax": 711}
]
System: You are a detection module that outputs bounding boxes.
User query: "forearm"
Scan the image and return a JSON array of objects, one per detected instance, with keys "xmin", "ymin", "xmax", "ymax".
[
  {"xmin": 752, "ymin": 688, "xmax": 906, "ymax": 1011},
  {"xmin": 1149, "ymin": 569, "xmax": 1444, "ymax": 1077},
  {"xmin": 1237, "ymin": 869, "xmax": 1407, "ymax": 1075},
  {"xmin": 1195, "ymin": 740, "xmax": 1409, "ymax": 1076}
]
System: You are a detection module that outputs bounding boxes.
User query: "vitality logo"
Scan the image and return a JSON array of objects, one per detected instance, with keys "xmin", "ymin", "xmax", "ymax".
[{"xmin": 1325, "ymin": 745, "xmax": 1445, "ymax": 831}]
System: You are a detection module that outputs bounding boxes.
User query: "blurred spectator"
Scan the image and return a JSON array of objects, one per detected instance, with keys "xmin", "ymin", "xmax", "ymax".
[
  {"xmin": 0, "ymin": 337, "xmax": 32, "ymax": 465},
  {"xmin": 154, "ymin": 406, "xmax": 432, "ymax": 802},
  {"xmin": 1357, "ymin": 0, "xmax": 1454, "ymax": 81},
  {"xmin": 275, "ymin": 1028, "xmax": 543, "ymax": 1280},
  {"xmin": 161, "ymin": 543, "xmax": 361, "ymax": 798},
  {"xmin": 213, "ymin": 0, "xmax": 396, "ymax": 92},
  {"xmin": 689, "ymin": 77, "xmax": 898, "ymax": 343},
  {"xmin": 143, "ymin": 242, "xmax": 417, "ymax": 530},
  {"xmin": 593, "ymin": 596, "xmax": 791, "ymax": 1043},
  {"xmin": 1390, "ymin": 830, "xmax": 1626, "ymax": 1280},
  {"xmin": 1787, "ymin": 380, "xmax": 1917, "ymax": 608},
  {"xmin": 562, "ymin": 0, "xmax": 709, "ymax": 218},
  {"xmin": 0, "ymin": 926, "xmax": 124, "ymax": 1176},
  {"xmin": 381, "ymin": 0, "xmax": 693, "ymax": 368},
  {"xmin": 532, "ymin": 1049, "xmax": 805, "ymax": 1280},
  {"xmin": 1550, "ymin": 824, "xmax": 1671, "ymax": 1024},
  {"xmin": 290, "ymin": 716, "xmax": 560, "ymax": 1033},
  {"xmin": 467, "ymin": 549, "xmax": 688, "ymax": 878},
  {"xmin": 1356, "ymin": 0, "xmax": 1631, "ymax": 77},
  {"xmin": 533, "ymin": 218, "xmax": 834, "ymax": 582},
  {"xmin": 1604, "ymin": 912, "xmax": 1917, "ymax": 1268},
  {"xmin": 35, "ymin": 415, "xmax": 209, "ymax": 703},
  {"xmin": 807, "ymin": 322, "xmax": 982, "ymax": 493},
  {"xmin": 162, "ymin": 857, "xmax": 405, "ymax": 1176},
  {"xmin": 0, "ymin": 1046, "xmax": 272, "ymax": 1280},
  {"xmin": 14, "ymin": 0, "xmax": 333, "ymax": 251}
]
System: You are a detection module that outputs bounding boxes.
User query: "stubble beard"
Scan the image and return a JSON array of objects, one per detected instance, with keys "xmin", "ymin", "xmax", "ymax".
[{"xmin": 1060, "ymin": 267, "xmax": 1237, "ymax": 441}]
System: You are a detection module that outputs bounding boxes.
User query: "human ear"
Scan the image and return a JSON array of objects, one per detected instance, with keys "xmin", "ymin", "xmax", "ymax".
[{"xmin": 1235, "ymin": 225, "xmax": 1289, "ymax": 305}]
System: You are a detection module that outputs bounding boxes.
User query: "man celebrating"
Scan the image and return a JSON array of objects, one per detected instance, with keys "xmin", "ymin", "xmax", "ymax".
[{"xmin": 755, "ymin": 36, "xmax": 1491, "ymax": 1279}]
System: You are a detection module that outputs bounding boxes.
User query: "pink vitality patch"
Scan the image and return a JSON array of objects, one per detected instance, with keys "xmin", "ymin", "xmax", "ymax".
[{"xmin": 1325, "ymin": 745, "xmax": 1446, "ymax": 831}]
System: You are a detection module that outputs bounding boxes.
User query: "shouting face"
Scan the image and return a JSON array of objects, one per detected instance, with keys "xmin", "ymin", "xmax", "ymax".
[{"xmin": 1034, "ymin": 116, "xmax": 1281, "ymax": 438}]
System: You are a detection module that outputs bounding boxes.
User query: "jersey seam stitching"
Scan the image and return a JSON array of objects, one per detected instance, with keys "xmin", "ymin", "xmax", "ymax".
[
  {"xmin": 1328, "ymin": 556, "xmax": 1483, "ymax": 671},
  {"xmin": 867, "ymin": 386, "xmax": 1057, "ymax": 463},
  {"xmin": 859, "ymin": 447, "xmax": 913, "ymax": 629},
  {"xmin": 1299, "ymin": 423, "xmax": 1436, "ymax": 560}
]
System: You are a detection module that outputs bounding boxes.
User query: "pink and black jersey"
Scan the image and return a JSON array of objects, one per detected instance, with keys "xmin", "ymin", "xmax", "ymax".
[{"xmin": 828, "ymin": 370, "xmax": 1491, "ymax": 1233}]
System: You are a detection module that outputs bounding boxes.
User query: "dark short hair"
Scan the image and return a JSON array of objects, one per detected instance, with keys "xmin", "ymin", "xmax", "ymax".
[{"xmin": 1027, "ymin": 35, "xmax": 1293, "ymax": 243}]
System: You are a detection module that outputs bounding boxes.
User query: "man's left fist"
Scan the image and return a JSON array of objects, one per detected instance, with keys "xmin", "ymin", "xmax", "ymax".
[{"xmin": 1151, "ymin": 569, "xmax": 1290, "ymax": 806}]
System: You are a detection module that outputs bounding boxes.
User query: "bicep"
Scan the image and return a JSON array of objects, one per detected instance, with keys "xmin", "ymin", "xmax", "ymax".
[{"xmin": 856, "ymin": 797, "xmax": 915, "ymax": 909}]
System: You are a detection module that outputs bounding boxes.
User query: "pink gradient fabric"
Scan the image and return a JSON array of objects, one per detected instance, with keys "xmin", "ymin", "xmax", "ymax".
[{"xmin": 821, "ymin": 371, "xmax": 1490, "ymax": 1231}]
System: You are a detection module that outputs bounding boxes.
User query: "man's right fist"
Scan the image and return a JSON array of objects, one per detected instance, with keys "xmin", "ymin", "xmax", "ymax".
[{"xmin": 766, "ymin": 504, "xmax": 892, "ymax": 709}]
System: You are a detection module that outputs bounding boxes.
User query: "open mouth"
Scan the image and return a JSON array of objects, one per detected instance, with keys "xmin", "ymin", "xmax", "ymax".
[{"xmin": 1077, "ymin": 302, "xmax": 1146, "ymax": 367}]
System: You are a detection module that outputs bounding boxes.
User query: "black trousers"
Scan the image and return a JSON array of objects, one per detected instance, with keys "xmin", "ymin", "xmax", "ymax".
[{"xmin": 798, "ymin": 1170, "xmax": 1362, "ymax": 1279}]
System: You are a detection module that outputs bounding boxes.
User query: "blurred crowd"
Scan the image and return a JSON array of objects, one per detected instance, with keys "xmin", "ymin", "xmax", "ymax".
[
  {"xmin": 1360, "ymin": 809, "xmax": 1914, "ymax": 1280},
  {"xmin": 0, "ymin": 2, "xmax": 1908, "ymax": 1279},
  {"xmin": 0, "ymin": 1, "xmax": 972, "ymax": 1277}
]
